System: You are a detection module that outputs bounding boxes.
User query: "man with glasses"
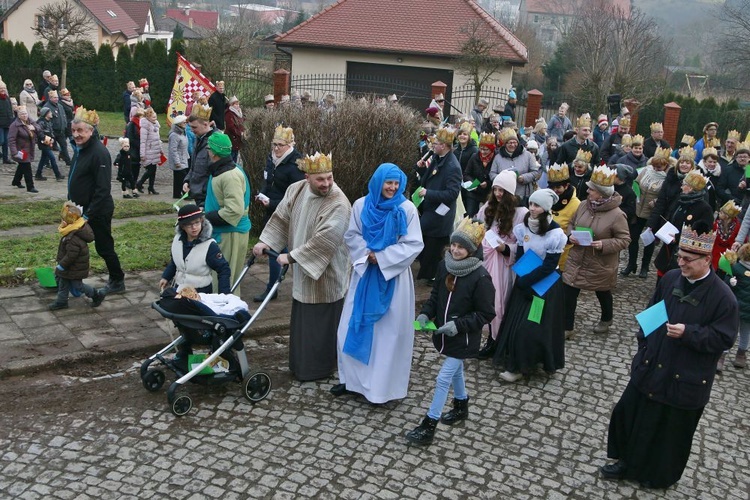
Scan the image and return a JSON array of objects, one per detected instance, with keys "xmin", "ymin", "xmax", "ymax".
[
  {"xmin": 601, "ymin": 224, "xmax": 738, "ymax": 489},
  {"xmin": 183, "ymin": 103, "xmax": 216, "ymax": 207}
]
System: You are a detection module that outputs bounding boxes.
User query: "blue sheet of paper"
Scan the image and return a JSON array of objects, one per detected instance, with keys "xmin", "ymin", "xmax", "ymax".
[
  {"xmin": 512, "ymin": 250, "xmax": 543, "ymax": 277},
  {"xmin": 635, "ymin": 300, "xmax": 668, "ymax": 337},
  {"xmin": 531, "ymin": 271, "xmax": 560, "ymax": 297}
]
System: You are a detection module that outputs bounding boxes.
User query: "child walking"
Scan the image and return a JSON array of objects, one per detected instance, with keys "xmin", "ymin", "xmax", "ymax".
[
  {"xmin": 407, "ymin": 218, "xmax": 495, "ymax": 445},
  {"xmin": 726, "ymin": 244, "xmax": 750, "ymax": 369},
  {"xmin": 48, "ymin": 202, "xmax": 106, "ymax": 310},
  {"xmin": 114, "ymin": 137, "xmax": 138, "ymax": 199}
]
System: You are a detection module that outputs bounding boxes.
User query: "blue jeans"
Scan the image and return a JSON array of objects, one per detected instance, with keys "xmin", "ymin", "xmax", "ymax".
[
  {"xmin": 55, "ymin": 277, "xmax": 97, "ymax": 304},
  {"xmin": 266, "ymin": 246, "xmax": 288, "ymax": 291},
  {"xmin": 739, "ymin": 319, "xmax": 750, "ymax": 351},
  {"xmin": 427, "ymin": 357, "xmax": 467, "ymax": 420},
  {"xmin": 0, "ymin": 127, "xmax": 8, "ymax": 161},
  {"xmin": 36, "ymin": 147, "xmax": 61, "ymax": 177}
]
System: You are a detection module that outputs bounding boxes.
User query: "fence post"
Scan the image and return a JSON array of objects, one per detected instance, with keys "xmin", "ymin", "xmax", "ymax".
[
  {"xmin": 273, "ymin": 69, "xmax": 290, "ymax": 103},
  {"xmin": 525, "ymin": 89, "xmax": 543, "ymax": 129},
  {"xmin": 663, "ymin": 102, "xmax": 682, "ymax": 149},
  {"xmin": 431, "ymin": 81, "xmax": 447, "ymax": 99},
  {"xmin": 623, "ymin": 98, "xmax": 641, "ymax": 133}
]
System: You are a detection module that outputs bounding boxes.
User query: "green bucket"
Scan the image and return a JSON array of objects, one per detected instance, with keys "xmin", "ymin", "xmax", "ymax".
[{"xmin": 35, "ymin": 267, "xmax": 57, "ymax": 288}]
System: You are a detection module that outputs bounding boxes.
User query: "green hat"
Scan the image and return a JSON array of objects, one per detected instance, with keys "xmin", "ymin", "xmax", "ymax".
[{"xmin": 208, "ymin": 132, "xmax": 232, "ymax": 157}]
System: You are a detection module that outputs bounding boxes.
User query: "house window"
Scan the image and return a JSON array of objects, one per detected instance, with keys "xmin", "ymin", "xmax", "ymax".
[
  {"xmin": 37, "ymin": 15, "xmax": 68, "ymax": 30},
  {"xmin": 534, "ymin": 15, "xmax": 539, "ymax": 23},
  {"xmin": 106, "ymin": 10, "xmax": 117, "ymax": 17}
]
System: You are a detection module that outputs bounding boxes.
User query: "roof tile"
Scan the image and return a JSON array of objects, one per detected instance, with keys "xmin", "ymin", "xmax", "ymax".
[
  {"xmin": 166, "ymin": 8, "xmax": 219, "ymax": 31},
  {"xmin": 79, "ymin": 0, "xmax": 139, "ymax": 38}
]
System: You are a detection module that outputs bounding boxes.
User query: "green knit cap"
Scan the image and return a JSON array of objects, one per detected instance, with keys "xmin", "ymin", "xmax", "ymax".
[{"xmin": 208, "ymin": 132, "xmax": 233, "ymax": 157}]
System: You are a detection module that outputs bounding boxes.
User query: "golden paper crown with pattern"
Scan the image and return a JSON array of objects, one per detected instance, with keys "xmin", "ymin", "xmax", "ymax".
[
  {"xmin": 684, "ymin": 170, "xmax": 708, "ymax": 191},
  {"xmin": 547, "ymin": 163, "xmax": 570, "ymax": 183},
  {"xmin": 620, "ymin": 134, "xmax": 632, "ymax": 147},
  {"xmin": 435, "ymin": 126, "xmax": 456, "ymax": 144},
  {"xmin": 737, "ymin": 141, "xmax": 750, "ymax": 154},
  {"xmin": 479, "ymin": 132, "xmax": 495, "ymax": 147},
  {"xmin": 190, "ymin": 103, "xmax": 212, "ymax": 121},
  {"xmin": 652, "ymin": 146, "xmax": 671, "ymax": 162},
  {"xmin": 619, "ymin": 117, "xmax": 631, "ymax": 127},
  {"xmin": 458, "ymin": 121, "xmax": 473, "ymax": 136},
  {"xmin": 728, "ymin": 130, "xmax": 741, "ymax": 142},
  {"xmin": 650, "ymin": 122, "xmax": 663, "ymax": 132},
  {"xmin": 297, "ymin": 152, "xmax": 332, "ymax": 174},
  {"xmin": 574, "ymin": 148, "xmax": 592, "ymax": 164},
  {"xmin": 452, "ymin": 217, "xmax": 486, "ymax": 252},
  {"xmin": 720, "ymin": 200, "xmax": 742, "ymax": 218},
  {"xmin": 499, "ymin": 127, "xmax": 517, "ymax": 144},
  {"xmin": 273, "ymin": 124, "xmax": 295, "ymax": 144},
  {"xmin": 590, "ymin": 165, "xmax": 617, "ymax": 187},
  {"xmin": 576, "ymin": 114, "xmax": 591, "ymax": 128},
  {"xmin": 61, "ymin": 201, "xmax": 83, "ymax": 225},
  {"xmin": 74, "ymin": 106, "xmax": 99, "ymax": 126},
  {"xmin": 631, "ymin": 134, "xmax": 644, "ymax": 146},
  {"xmin": 679, "ymin": 224, "xmax": 716, "ymax": 255},
  {"xmin": 678, "ymin": 146, "xmax": 696, "ymax": 162},
  {"xmin": 709, "ymin": 137, "xmax": 721, "ymax": 148},
  {"xmin": 702, "ymin": 146, "xmax": 719, "ymax": 159},
  {"xmin": 680, "ymin": 134, "xmax": 696, "ymax": 147}
]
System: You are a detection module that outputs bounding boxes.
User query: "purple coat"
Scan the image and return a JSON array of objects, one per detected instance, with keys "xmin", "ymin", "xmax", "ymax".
[{"xmin": 8, "ymin": 117, "xmax": 40, "ymax": 163}]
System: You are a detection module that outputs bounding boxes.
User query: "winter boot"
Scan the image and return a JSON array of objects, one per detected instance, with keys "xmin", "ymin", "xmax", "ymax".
[
  {"xmin": 405, "ymin": 416, "xmax": 438, "ymax": 446},
  {"xmin": 593, "ymin": 320, "xmax": 613, "ymax": 334},
  {"xmin": 717, "ymin": 352, "xmax": 726, "ymax": 373},
  {"xmin": 440, "ymin": 397, "xmax": 469, "ymax": 426},
  {"xmin": 733, "ymin": 349, "xmax": 747, "ymax": 369},
  {"xmin": 476, "ymin": 335, "xmax": 497, "ymax": 359},
  {"xmin": 123, "ymin": 190, "xmax": 132, "ymax": 199},
  {"xmin": 619, "ymin": 262, "xmax": 637, "ymax": 277}
]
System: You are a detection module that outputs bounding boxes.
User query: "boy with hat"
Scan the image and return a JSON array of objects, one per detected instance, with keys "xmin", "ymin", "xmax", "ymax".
[
  {"xmin": 408, "ymin": 218, "xmax": 496, "ymax": 445},
  {"xmin": 48, "ymin": 202, "xmax": 106, "ymax": 310}
]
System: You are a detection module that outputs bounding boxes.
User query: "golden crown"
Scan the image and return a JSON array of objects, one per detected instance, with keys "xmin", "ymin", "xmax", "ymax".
[
  {"xmin": 720, "ymin": 200, "xmax": 742, "ymax": 219},
  {"xmin": 499, "ymin": 128, "xmax": 517, "ymax": 144},
  {"xmin": 631, "ymin": 134, "xmax": 644, "ymax": 146},
  {"xmin": 738, "ymin": 141, "xmax": 750, "ymax": 154},
  {"xmin": 576, "ymin": 114, "xmax": 591, "ymax": 128},
  {"xmin": 190, "ymin": 103, "xmax": 212, "ymax": 121},
  {"xmin": 297, "ymin": 152, "xmax": 332, "ymax": 174},
  {"xmin": 745, "ymin": 131, "xmax": 750, "ymax": 143},
  {"xmin": 479, "ymin": 132, "xmax": 495, "ymax": 147},
  {"xmin": 435, "ymin": 126, "xmax": 456, "ymax": 144},
  {"xmin": 653, "ymin": 146, "xmax": 671, "ymax": 161},
  {"xmin": 684, "ymin": 170, "xmax": 708, "ymax": 191},
  {"xmin": 574, "ymin": 149, "xmax": 592, "ymax": 164},
  {"xmin": 679, "ymin": 224, "xmax": 716, "ymax": 255},
  {"xmin": 547, "ymin": 163, "xmax": 570, "ymax": 183},
  {"xmin": 619, "ymin": 117, "xmax": 631, "ymax": 127},
  {"xmin": 678, "ymin": 146, "xmax": 696, "ymax": 161},
  {"xmin": 620, "ymin": 134, "xmax": 632, "ymax": 147},
  {"xmin": 723, "ymin": 250, "xmax": 739, "ymax": 265},
  {"xmin": 74, "ymin": 106, "xmax": 99, "ymax": 126},
  {"xmin": 709, "ymin": 137, "xmax": 721, "ymax": 148},
  {"xmin": 728, "ymin": 130, "xmax": 741, "ymax": 142},
  {"xmin": 590, "ymin": 165, "xmax": 617, "ymax": 187},
  {"xmin": 458, "ymin": 121, "xmax": 473, "ymax": 135},
  {"xmin": 453, "ymin": 217, "xmax": 486, "ymax": 249},
  {"xmin": 650, "ymin": 122, "xmax": 663, "ymax": 132},
  {"xmin": 702, "ymin": 146, "xmax": 719, "ymax": 159},
  {"xmin": 273, "ymin": 124, "xmax": 295, "ymax": 144},
  {"xmin": 680, "ymin": 134, "xmax": 696, "ymax": 147}
]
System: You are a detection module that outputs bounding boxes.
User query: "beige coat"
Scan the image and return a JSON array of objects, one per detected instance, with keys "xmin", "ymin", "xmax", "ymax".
[{"xmin": 563, "ymin": 193, "xmax": 631, "ymax": 291}]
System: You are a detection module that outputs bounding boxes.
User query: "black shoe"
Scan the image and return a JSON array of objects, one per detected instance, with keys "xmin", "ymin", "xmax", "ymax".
[
  {"xmin": 48, "ymin": 301, "xmax": 69, "ymax": 311},
  {"xmin": 600, "ymin": 461, "xmax": 627, "ymax": 480},
  {"xmin": 476, "ymin": 336, "xmax": 497, "ymax": 360},
  {"xmin": 132, "ymin": 192, "xmax": 140, "ymax": 198},
  {"xmin": 148, "ymin": 188, "xmax": 159, "ymax": 195},
  {"xmin": 405, "ymin": 416, "xmax": 438, "ymax": 446},
  {"xmin": 619, "ymin": 263, "xmax": 636, "ymax": 277},
  {"xmin": 329, "ymin": 383, "xmax": 354, "ymax": 397},
  {"xmin": 440, "ymin": 397, "xmax": 469, "ymax": 426},
  {"xmin": 56, "ymin": 175, "xmax": 65, "ymax": 181},
  {"xmin": 103, "ymin": 280, "xmax": 126, "ymax": 294},
  {"xmin": 91, "ymin": 290, "xmax": 106, "ymax": 307},
  {"xmin": 135, "ymin": 185, "xmax": 144, "ymax": 194},
  {"xmin": 638, "ymin": 268, "xmax": 648, "ymax": 279},
  {"xmin": 11, "ymin": 182, "xmax": 24, "ymax": 188},
  {"xmin": 27, "ymin": 188, "xmax": 38, "ymax": 193},
  {"xmin": 34, "ymin": 175, "xmax": 47, "ymax": 181},
  {"xmin": 253, "ymin": 289, "xmax": 278, "ymax": 303}
]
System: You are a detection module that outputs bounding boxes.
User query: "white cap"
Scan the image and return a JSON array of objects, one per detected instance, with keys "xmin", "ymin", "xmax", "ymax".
[{"xmin": 492, "ymin": 170, "xmax": 517, "ymax": 195}]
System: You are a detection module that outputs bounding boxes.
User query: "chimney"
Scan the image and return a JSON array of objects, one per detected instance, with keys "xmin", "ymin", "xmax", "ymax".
[
  {"xmin": 188, "ymin": 17, "xmax": 193, "ymax": 29},
  {"xmin": 184, "ymin": 8, "xmax": 190, "ymax": 16}
]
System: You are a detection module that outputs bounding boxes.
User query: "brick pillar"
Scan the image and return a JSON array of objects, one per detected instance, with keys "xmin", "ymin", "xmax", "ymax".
[
  {"xmin": 431, "ymin": 81, "xmax": 447, "ymax": 100},
  {"xmin": 273, "ymin": 69, "xmax": 290, "ymax": 103},
  {"xmin": 663, "ymin": 102, "xmax": 681, "ymax": 149},
  {"xmin": 525, "ymin": 89, "xmax": 543, "ymax": 129},
  {"xmin": 623, "ymin": 98, "xmax": 641, "ymax": 133}
]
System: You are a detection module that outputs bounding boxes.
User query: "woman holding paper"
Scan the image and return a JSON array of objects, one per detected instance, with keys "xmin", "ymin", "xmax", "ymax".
[
  {"xmin": 475, "ymin": 170, "xmax": 528, "ymax": 358},
  {"xmin": 493, "ymin": 188, "xmax": 567, "ymax": 383},
  {"xmin": 464, "ymin": 132, "xmax": 497, "ymax": 217},
  {"xmin": 562, "ymin": 165, "xmax": 631, "ymax": 336}
]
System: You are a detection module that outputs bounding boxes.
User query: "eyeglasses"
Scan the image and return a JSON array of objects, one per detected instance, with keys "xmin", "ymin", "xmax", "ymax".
[
  {"xmin": 272, "ymin": 143, "xmax": 287, "ymax": 148},
  {"xmin": 676, "ymin": 254, "xmax": 703, "ymax": 263},
  {"xmin": 182, "ymin": 220, "xmax": 202, "ymax": 228}
]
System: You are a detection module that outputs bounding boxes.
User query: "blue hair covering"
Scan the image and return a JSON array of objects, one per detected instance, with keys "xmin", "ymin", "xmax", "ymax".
[{"xmin": 343, "ymin": 163, "xmax": 408, "ymax": 365}]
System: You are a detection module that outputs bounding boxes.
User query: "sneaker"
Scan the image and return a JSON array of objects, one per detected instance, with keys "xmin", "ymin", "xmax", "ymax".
[
  {"xmin": 91, "ymin": 290, "xmax": 106, "ymax": 307},
  {"xmin": 48, "ymin": 301, "xmax": 69, "ymax": 311},
  {"xmin": 733, "ymin": 350, "xmax": 747, "ymax": 369},
  {"xmin": 103, "ymin": 280, "xmax": 126, "ymax": 294},
  {"xmin": 499, "ymin": 371, "xmax": 523, "ymax": 383},
  {"xmin": 34, "ymin": 175, "xmax": 47, "ymax": 181}
]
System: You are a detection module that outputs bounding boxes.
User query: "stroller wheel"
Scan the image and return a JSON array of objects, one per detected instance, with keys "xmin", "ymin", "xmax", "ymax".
[
  {"xmin": 170, "ymin": 394, "xmax": 192, "ymax": 417},
  {"xmin": 243, "ymin": 371, "xmax": 272, "ymax": 403},
  {"xmin": 142, "ymin": 369, "xmax": 166, "ymax": 392}
]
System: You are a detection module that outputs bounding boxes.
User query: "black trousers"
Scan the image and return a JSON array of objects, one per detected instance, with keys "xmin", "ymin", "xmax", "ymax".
[
  {"xmin": 137, "ymin": 163, "xmax": 157, "ymax": 190},
  {"xmin": 626, "ymin": 217, "xmax": 656, "ymax": 271},
  {"xmin": 87, "ymin": 214, "xmax": 124, "ymax": 282},
  {"xmin": 563, "ymin": 284, "xmax": 613, "ymax": 330},
  {"xmin": 173, "ymin": 169, "xmax": 188, "ymax": 198},
  {"xmin": 417, "ymin": 235, "xmax": 448, "ymax": 280},
  {"xmin": 54, "ymin": 133, "xmax": 71, "ymax": 164},
  {"xmin": 12, "ymin": 162, "xmax": 33, "ymax": 190}
]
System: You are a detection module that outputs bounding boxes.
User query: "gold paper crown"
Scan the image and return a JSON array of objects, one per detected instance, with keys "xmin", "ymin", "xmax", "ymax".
[
  {"xmin": 190, "ymin": 103, "xmax": 212, "ymax": 121},
  {"xmin": 435, "ymin": 126, "xmax": 456, "ymax": 144},
  {"xmin": 297, "ymin": 152, "xmax": 332, "ymax": 174},
  {"xmin": 728, "ymin": 130, "xmax": 741, "ymax": 142},
  {"xmin": 479, "ymin": 132, "xmax": 495, "ymax": 147},
  {"xmin": 679, "ymin": 224, "xmax": 716, "ymax": 255},
  {"xmin": 620, "ymin": 134, "xmax": 632, "ymax": 147},
  {"xmin": 678, "ymin": 146, "xmax": 696, "ymax": 161},
  {"xmin": 273, "ymin": 124, "xmax": 295, "ymax": 144},
  {"xmin": 653, "ymin": 146, "xmax": 671, "ymax": 161},
  {"xmin": 684, "ymin": 170, "xmax": 708, "ymax": 191},
  {"xmin": 723, "ymin": 249, "xmax": 739, "ymax": 265},
  {"xmin": 574, "ymin": 149, "xmax": 592, "ymax": 164},
  {"xmin": 650, "ymin": 122, "xmax": 663, "ymax": 132},
  {"xmin": 458, "ymin": 121, "xmax": 473, "ymax": 135},
  {"xmin": 74, "ymin": 106, "xmax": 99, "ymax": 126},
  {"xmin": 576, "ymin": 114, "xmax": 591, "ymax": 128},
  {"xmin": 453, "ymin": 217, "xmax": 486, "ymax": 250},
  {"xmin": 499, "ymin": 128, "xmax": 517, "ymax": 144},
  {"xmin": 680, "ymin": 134, "xmax": 696, "ymax": 147},
  {"xmin": 737, "ymin": 141, "xmax": 750, "ymax": 154},
  {"xmin": 746, "ymin": 131, "xmax": 750, "ymax": 143},
  {"xmin": 720, "ymin": 200, "xmax": 742, "ymax": 218},
  {"xmin": 547, "ymin": 163, "xmax": 570, "ymax": 183},
  {"xmin": 619, "ymin": 117, "xmax": 631, "ymax": 127},
  {"xmin": 702, "ymin": 146, "xmax": 719, "ymax": 159},
  {"xmin": 631, "ymin": 134, "xmax": 644, "ymax": 146},
  {"xmin": 709, "ymin": 137, "xmax": 721, "ymax": 148},
  {"xmin": 590, "ymin": 165, "xmax": 617, "ymax": 187}
]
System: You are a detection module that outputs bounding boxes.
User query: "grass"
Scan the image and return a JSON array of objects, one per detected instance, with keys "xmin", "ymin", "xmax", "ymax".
[
  {"xmin": 0, "ymin": 198, "xmax": 175, "ymax": 230},
  {"xmin": 97, "ymin": 111, "xmax": 170, "ymax": 141}
]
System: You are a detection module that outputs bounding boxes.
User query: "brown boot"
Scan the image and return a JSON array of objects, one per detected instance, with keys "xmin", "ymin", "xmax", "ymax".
[
  {"xmin": 717, "ymin": 352, "xmax": 726, "ymax": 373},
  {"xmin": 733, "ymin": 349, "xmax": 747, "ymax": 369}
]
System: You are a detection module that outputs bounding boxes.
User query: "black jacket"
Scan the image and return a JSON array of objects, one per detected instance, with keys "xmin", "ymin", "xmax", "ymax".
[
  {"xmin": 43, "ymin": 101, "xmax": 67, "ymax": 134},
  {"xmin": 615, "ymin": 182, "xmax": 636, "ymax": 222},
  {"xmin": 68, "ymin": 137, "xmax": 114, "ymax": 218},
  {"xmin": 716, "ymin": 160, "xmax": 747, "ymax": 206},
  {"xmin": 420, "ymin": 260, "xmax": 496, "ymax": 359},
  {"xmin": 208, "ymin": 92, "xmax": 227, "ymax": 130},
  {"xmin": 570, "ymin": 170, "xmax": 591, "ymax": 202},
  {"xmin": 125, "ymin": 119, "xmax": 141, "ymax": 163},
  {"xmin": 122, "ymin": 90, "xmax": 132, "ymax": 122},
  {"xmin": 463, "ymin": 151, "xmax": 493, "ymax": 202},
  {"xmin": 601, "ymin": 132, "xmax": 626, "ymax": 163},
  {"xmin": 416, "ymin": 151, "xmax": 462, "ymax": 238},
  {"xmin": 0, "ymin": 96, "xmax": 13, "ymax": 128},
  {"xmin": 647, "ymin": 168, "xmax": 683, "ymax": 231},
  {"xmin": 453, "ymin": 141, "xmax": 478, "ymax": 174},
  {"xmin": 616, "ymin": 151, "xmax": 647, "ymax": 171},
  {"xmin": 261, "ymin": 148, "xmax": 304, "ymax": 215},
  {"xmin": 643, "ymin": 137, "xmax": 671, "ymax": 159},
  {"xmin": 556, "ymin": 137, "xmax": 600, "ymax": 167},
  {"xmin": 653, "ymin": 193, "xmax": 714, "ymax": 273}
]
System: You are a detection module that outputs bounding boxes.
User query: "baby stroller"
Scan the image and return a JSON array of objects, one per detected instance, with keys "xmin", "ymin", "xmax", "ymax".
[{"xmin": 140, "ymin": 251, "xmax": 288, "ymax": 416}]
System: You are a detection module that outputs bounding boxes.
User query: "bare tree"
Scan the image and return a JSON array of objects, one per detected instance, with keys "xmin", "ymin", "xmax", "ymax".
[
  {"xmin": 32, "ymin": 0, "xmax": 95, "ymax": 88},
  {"xmin": 714, "ymin": 0, "xmax": 750, "ymax": 93},
  {"xmin": 455, "ymin": 20, "xmax": 508, "ymax": 103},
  {"xmin": 512, "ymin": 22, "xmax": 548, "ymax": 91},
  {"xmin": 188, "ymin": 20, "xmax": 263, "ymax": 80}
]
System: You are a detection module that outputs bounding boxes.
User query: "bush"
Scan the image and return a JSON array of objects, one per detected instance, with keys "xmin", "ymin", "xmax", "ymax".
[{"xmin": 240, "ymin": 98, "xmax": 422, "ymax": 234}]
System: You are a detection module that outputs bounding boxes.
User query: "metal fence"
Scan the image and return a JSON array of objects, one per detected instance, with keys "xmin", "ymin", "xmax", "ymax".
[
  {"xmin": 222, "ymin": 67, "xmax": 274, "ymax": 107},
  {"xmin": 290, "ymin": 73, "xmax": 432, "ymax": 108},
  {"xmin": 449, "ymin": 84, "xmax": 510, "ymax": 118}
]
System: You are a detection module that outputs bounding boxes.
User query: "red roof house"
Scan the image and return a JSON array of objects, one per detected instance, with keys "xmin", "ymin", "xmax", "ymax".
[{"xmin": 166, "ymin": 8, "xmax": 219, "ymax": 31}]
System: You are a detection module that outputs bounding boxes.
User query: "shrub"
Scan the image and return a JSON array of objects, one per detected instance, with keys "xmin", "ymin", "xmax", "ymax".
[{"xmin": 240, "ymin": 98, "xmax": 422, "ymax": 234}]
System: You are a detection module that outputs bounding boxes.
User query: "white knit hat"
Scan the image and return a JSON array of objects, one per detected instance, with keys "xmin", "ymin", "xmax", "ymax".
[
  {"xmin": 528, "ymin": 188, "xmax": 559, "ymax": 212},
  {"xmin": 492, "ymin": 170, "xmax": 517, "ymax": 195}
]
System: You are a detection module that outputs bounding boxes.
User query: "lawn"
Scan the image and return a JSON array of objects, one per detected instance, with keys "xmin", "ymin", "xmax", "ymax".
[{"xmin": 97, "ymin": 110, "xmax": 170, "ymax": 141}]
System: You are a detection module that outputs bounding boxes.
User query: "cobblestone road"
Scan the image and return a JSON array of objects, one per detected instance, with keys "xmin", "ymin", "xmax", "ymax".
[{"xmin": 1, "ymin": 269, "xmax": 748, "ymax": 499}]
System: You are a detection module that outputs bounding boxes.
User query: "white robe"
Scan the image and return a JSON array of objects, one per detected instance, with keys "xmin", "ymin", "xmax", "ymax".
[{"xmin": 336, "ymin": 198, "xmax": 424, "ymax": 403}]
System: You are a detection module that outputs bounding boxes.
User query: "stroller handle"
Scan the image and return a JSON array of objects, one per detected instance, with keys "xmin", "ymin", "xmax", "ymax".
[{"xmin": 263, "ymin": 248, "xmax": 281, "ymax": 259}]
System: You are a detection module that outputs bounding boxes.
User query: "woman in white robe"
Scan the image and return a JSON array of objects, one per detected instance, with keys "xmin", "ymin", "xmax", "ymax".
[{"xmin": 332, "ymin": 163, "xmax": 424, "ymax": 403}]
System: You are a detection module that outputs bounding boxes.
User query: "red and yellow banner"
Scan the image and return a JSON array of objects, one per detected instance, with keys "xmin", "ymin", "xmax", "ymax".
[{"xmin": 166, "ymin": 53, "xmax": 216, "ymax": 126}]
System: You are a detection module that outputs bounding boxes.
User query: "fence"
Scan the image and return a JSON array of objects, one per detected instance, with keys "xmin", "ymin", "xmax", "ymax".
[
  {"xmin": 449, "ymin": 84, "xmax": 510, "ymax": 118},
  {"xmin": 222, "ymin": 66, "xmax": 273, "ymax": 108},
  {"xmin": 290, "ymin": 73, "xmax": 432, "ymax": 108}
]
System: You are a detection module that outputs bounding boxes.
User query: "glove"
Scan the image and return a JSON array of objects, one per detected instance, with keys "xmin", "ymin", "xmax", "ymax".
[
  {"xmin": 416, "ymin": 314, "xmax": 429, "ymax": 330},
  {"xmin": 55, "ymin": 264, "xmax": 64, "ymax": 271},
  {"xmin": 730, "ymin": 277, "xmax": 738, "ymax": 287},
  {"xmin": 436, "ymin": 321, "xmax": 458, "ymax": 337}
]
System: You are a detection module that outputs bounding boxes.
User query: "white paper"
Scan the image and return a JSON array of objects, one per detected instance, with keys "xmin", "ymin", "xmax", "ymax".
[
  {"xmin": 435, "ymin": 203, "xmax": 450, "ymax": 216},
  {"xmin": 256, "ymin": 193, "xmax": 270, "ymax": 204},
  {"xmin": 571, "ymin": 230, "xmax": 593, "ymax": 246},
  {"xmin": 655, "ymin": 222, "xmax": 679, "ymax": 244},
  {"xmin": 484, "ymin": 230, "xmax": 504, "ymax": 249},
  {"xmin": 461, "ymin": 180, "xmax": 474, "ymax": 189},
  {"xmin": 640, "ymin": 229, "xmax": 655, "ymax": 246}
]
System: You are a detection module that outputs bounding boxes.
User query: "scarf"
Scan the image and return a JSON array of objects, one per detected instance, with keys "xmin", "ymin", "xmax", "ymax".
[
  {"xmin": 229, "ymin": 106, "xmax": 243, "ymax": 119},
  {"xmin": 588, "ymin": 195, "xmax": 613, "ymax": 210},
  {"xmin": 528, "ymin": 214, "xmax": 552, "ymax": 234},
  {"xmin": 272, "ymin": 144, "xmax": 294, "ymax": 167},
  {"xmin": 344, "ymin": 164, "xmax": 408, "ymax": 365},
  {"xmin": 444, "ymin": 251, "xmax": 483, "ymax": 277},
  {"xmin": 479, "ymin": 145, "xmax": 495, "ymax": 164},
  {"xmin": 61, "ymin": 97, "xmax": 74, "ymax": 108},
  {"xmin": 551, "ymin": 185, "xmax": 574, "ymax": 212},
  {"xmin": 58, "ymin": 217, "xmax": 85, "ymax": 236},
  {"xmin": 638, "ymin": 166, "xmax": 667, "ymax": 192},
  {"xmin": 678, "ymin": 189, "xmax": 705, "ymax": 206}
]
